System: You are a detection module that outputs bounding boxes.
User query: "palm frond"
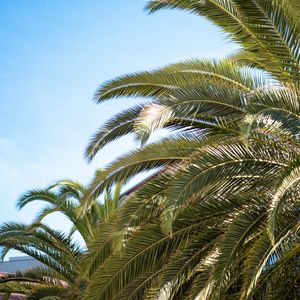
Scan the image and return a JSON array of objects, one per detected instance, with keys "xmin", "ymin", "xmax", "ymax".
[
  {"xmin": 211, "ymin": 202, "xmax": 267, "ymax": 297},
  {"xmin": 168, "ymin": 141, "xmax": 285, "ymax": 210},
  {"xmin": 268, "ymin": 163, "xmax": 300, "ymax": 243},
  {"xmin": 84, "ymin": 105, "xmax": 144, "ymax": 161},
  {"xmin": 80, "ymin": 134, "xmax": 208, "ymax": 214},
  {"xmin": 146, "ymin": 0, "xmax": 300, "ymax": 80},
  {"xmin": 94, "ymin": 59, "xmax": 258, "ymax": 103},
  {"xmin": 241, "ymin": 222, "xmax": 300, "ymax": 299}
]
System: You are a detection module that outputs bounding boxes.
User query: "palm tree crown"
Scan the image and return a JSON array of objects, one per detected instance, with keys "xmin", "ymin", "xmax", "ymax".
[
  {"xmin": 0, "ymin": 178, "xmax": 122, "ymax": 299},
  {"xmin": 80, "ymin": 1, "xmax": 300, "ymax": 299}
]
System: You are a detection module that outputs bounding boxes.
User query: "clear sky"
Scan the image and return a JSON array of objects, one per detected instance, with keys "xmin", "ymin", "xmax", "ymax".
[{"xmin": 0, "ymin": 1, "xmax": 237, "ymax": 238}]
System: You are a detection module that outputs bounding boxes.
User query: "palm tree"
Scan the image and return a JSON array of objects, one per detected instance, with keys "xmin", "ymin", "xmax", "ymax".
[
  {"xmin": 17, "ymin": 178, "xmax": 122, "ymax": 242},
  {"xmin": 0, "ymin": 222, "xmax": 84, "ymax": 300},
  {"xmin": 0, "ymin": 178, "xmax": 122, "ymax": 299},
  {"xmin": 80, "ymin": 1, "xmax": 300, "ymax": 299}
]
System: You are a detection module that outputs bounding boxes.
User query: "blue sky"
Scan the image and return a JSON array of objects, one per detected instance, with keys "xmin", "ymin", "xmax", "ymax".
[{"xmin": 0, "ymin": 1, "xmax": 237, "ymax": 240}]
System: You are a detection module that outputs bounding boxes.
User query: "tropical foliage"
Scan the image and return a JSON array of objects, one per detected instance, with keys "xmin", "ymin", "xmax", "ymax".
[
  {"xmin": 1, "ymin": 0, "xmax": 300, "ymax": 299},
  {"xmin": 0, "ymin": 179, "xmax": 122, "ymax": 299},
  {"xmin": 79, "ymin": 1, "xmax": 300, "ymax": 299}
]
